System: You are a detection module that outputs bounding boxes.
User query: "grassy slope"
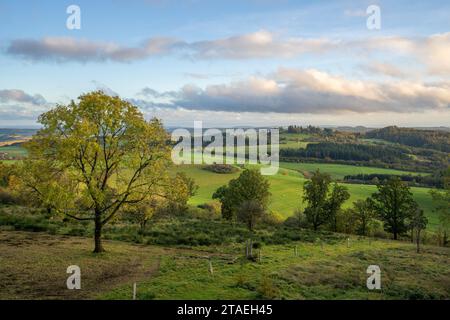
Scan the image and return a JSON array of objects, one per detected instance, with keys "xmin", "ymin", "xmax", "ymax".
[
  {"xmin": 2, "ymin": 231, "xmax": 448, "ymax": 300},
  {"xmin": 0, "ymin": 231, "xmax": 164, "ymax": 299},
  {"xmin": 117, "ymin": 239, "xmax": 449, "ymax": 300},
  {"xmin": 175, "ymin": 165, "xmax": 438, "ymax": 229}
]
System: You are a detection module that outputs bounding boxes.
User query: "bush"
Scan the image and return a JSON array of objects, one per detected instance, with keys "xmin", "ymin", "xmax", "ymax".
[
  {"xmin": 197, "ymin": 202, "xmax": 221, "ymax": 219},
  {"xmin": 257, "ymin": 274, "xmax": 279, "ymax": 299},
  {"xmin": 202, "ymin": 164, "xmax": 239, "ymax": 174},
  {"xmin": 262, "ymin": 211, "xmax": 284, "ymax": 226},
  {"xmin": 0, "ymin": 188, "xmax": 19, "ymax": 205}
]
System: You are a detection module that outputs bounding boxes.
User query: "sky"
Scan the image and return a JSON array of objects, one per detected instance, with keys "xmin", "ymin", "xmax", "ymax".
[{"xmin": 0, "ymin": 0, "xmax": 449, "ymax": 128}]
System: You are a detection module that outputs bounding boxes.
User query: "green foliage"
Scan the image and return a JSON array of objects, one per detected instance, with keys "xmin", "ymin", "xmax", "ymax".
[
  {"xmin": 326, "ymin": 183, "xmax": 350, "ymax": 231},
  {"xmin": 203, "ymin": 164, "xmax": 239, "ymax": 174},
  {"xmin": 213, "ymin": 169, "xmax": 271, "ymax": 221},
  {"xmin": 365, "ymin": 126, "xmax": 450, "ymax": 152},
  {"xmin": 370, "ymin": 177, "xmax": 419, "ymax": 240},
  {"xmin": 351, "ymin": 199, "xmax": 376, "ymax": 236},
  {"xmin": 408, "ymin": 208, "xmax": 428, "ymax": 252},
  {"xmin": 430, "ymin": 168, "xmax": 450, "ymax": 245},
  {"xmin": 237, "ymin": 200, "xmax": 267, "ymax": 231},
  {"xmin": 20, "ymin": 91, "xmax": 173, "ymax": 252},
  {"xmin": 303, "ymin": 170, "xmax": 349, "ymax": 231}
]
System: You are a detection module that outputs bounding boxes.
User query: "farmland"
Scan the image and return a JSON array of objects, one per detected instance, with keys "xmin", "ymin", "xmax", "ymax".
[{"xmin": 175, "ymin": 164, "xmax": 438, "ymax": 229}]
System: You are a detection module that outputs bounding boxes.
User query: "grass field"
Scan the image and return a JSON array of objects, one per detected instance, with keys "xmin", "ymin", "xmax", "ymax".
[
  {"xmin": 279, "ymin": 162, "xmax": 427, "ymax": 180},
  {"xmin": 1, "ymin": 231, "xmax": 448, "ymax": 300},
  {"xmin": 0, "ymin": 145, "xmax": 28, "ymax": 158},
  {"xmin": 175, "ymin": 165, "xmax": 438, "ymax": 229}
]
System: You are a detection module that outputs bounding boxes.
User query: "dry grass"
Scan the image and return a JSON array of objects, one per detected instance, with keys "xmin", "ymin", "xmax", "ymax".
[{"xmin": 0, "ymin": 231, "xmax": 168, "ymax": 299}]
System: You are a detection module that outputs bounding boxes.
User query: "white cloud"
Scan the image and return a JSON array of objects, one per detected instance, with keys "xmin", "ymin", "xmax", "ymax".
[
  {"xmin": 5, "ymin": 31, "xmax": 450, "ymax": 78},
  {"xmin": 0, "ymin": 89, "xmax": 47, "ymax": 106},
  {"xmin": 137, "ymin": 68, "xmax": 450, "ymax": 114}
]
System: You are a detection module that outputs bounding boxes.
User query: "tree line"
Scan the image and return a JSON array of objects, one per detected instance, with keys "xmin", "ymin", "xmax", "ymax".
[
  {"xmin": 365, "ymin": 126, "xmax": 450, "ymax": 152},
  {"xmin": 343, "ymin": 172, "xmax": 445, "ymax": 188},
  {"xmin": 212, "ymin": 167, "xmax": 450, "ymax": 251}
]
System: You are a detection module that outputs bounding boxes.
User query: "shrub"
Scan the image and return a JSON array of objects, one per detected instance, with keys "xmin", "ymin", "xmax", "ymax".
[
  {"xmin": 262, "ymin": 211, "xmax": 284, "ymax": 226},
  {"xmin": 257, "ymin": 274, "xmax": 279, "ymax": 299},
  {"xmin": 197, "ymin": 202, "xmax": 221, "ymax": 219},
  {"xmin": 203, "ymin": 164, "xmax": 239, "ymax": 174},
  {"xmin": 0, "ymin": 188, "xmax": 19, "ymax": 205}
]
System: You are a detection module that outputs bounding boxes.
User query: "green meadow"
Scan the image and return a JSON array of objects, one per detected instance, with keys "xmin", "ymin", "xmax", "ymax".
[
  {"xmin": 0, "ymin": 145, "xmax": 28, "ymax": 158},
  {"xmin": 279, "ymin": 162, "xmax": 428, "ymax": 180},
  {"xmin": 175, "ymin": 164, "xmax": 438, "ymax": 230}
]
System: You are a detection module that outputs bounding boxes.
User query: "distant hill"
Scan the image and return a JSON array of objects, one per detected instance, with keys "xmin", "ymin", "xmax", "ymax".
[
  {"xmin": 334, "ymin": 126, "xmax": 450, "ymax": 133},
  {"xmin": 0, "ymin": 128, "xmax": 37, "ymax": 146},
  {"xmin": 365, "ymin": 126, "xmax": 450, "ymax": 152}
]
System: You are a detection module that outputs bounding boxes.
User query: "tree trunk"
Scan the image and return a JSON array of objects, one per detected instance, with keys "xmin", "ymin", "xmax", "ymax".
[
  {"xmin": 416, "ymin": 230, "xmax": 421, "ymax": 253},
  {"xmin": 93, "ymin": 214, "xmax": 105, "ymax": 253},
  {"xmin": 393, "ymin": 231, "xmax": 398, "ymax": 240},
  {"xmin": 444, "ymin": 231, "xmax": 448, "ymax": 247}
]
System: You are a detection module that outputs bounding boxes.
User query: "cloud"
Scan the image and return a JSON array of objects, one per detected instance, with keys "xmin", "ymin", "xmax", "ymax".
[
  {"xmin": 91, "ymin": 81, "xmax": 119, "ymax": 97},
  {"xmin": 188, "ymin": 30, "xmax": 336, "ymax": 59},
  {"xmin": 0, "ymin": 89, "xmax": 47, "ymax": 105},
  {"xmin": 4, "ymin": 31, "xmax": 335, "ymax": 63},
  {"xmin": 0, "ymin": 89, "xmax": 50, "ymax": 121},
  {"xmin": 6, "ymin": 37, "xmax": 180, "ymax": 63},
  {"xmin": 136, "ymin": 68, "xmax": 450, "ymax": 114},
  {"xmin": 6, "ymin": 31, "xmax": 450, "ymax": 80},
  {"xmin": 362, "ymin": 33, "xmax": 450, "ymax": 75},
  {"xmin": 362, "ymin": 62, "xmax": 410, "ymax": 78},
  {"xmin": 5, "ymin": 31, "xmax": 450, "ymax": 75}
]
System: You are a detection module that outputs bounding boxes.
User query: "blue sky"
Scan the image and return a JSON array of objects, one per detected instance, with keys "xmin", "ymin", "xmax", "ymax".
[{"xmin": 0, "ymin": 0, "xmax": 449, "ymax": 127}]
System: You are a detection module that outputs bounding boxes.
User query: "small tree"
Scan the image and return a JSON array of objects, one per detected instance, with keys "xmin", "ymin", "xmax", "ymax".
[
  {"xmin": 21, "ymin": 91, "xmax": 173, "ymax": 253},
  {"xmin": 212, "ymin": 185, "xmax": 234, "ymax": 220},
  {"xmin": 303, "ymin": 170, "xmax": 349, "ymax": 231},
  {"xmin": 237, "ymin": 200, "xmax": 266, "ymax": 231},
  {"xmin": 430, "ymin": 168, "xmax": 450, "ymax": 246},
  {"xmin": 370, "ymin": 177, "xmax": 417, "ymax": 240},
  {"xmin": 326, "ymin": 183, "xmax": 350, "ymax": 232},
  {"xmin": 213, "ymin": 169, "xmax": 271, "ymax": 222},
  {"xmin": 303, "ymin": 170, "xmax": 331, "ymax": 230},
  {"xmin": 352, "ymin": 199, "xmax": 376, "ymax": 236},
  {"xmin": 123, "ymin": 198, "xmax": 158, "ymax": 231},
  {"xmin": 409, "ymin": 208, "xmax": 428, "ymax": 253}
]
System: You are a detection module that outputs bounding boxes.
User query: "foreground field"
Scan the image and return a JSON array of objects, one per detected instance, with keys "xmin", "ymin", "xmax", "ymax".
[{"xmin": 0, "ymin": 231, "xmax": 448, "ymax": 300}]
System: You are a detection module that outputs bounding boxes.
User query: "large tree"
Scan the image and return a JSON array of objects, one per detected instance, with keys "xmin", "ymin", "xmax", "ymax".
[
  {"xmin": 370, "ymin": 177, "xmax": 417, "ymax": 240},
  {"xmin": 21, "ymin": 91, "xmax": 173, "ymax": 252}
]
